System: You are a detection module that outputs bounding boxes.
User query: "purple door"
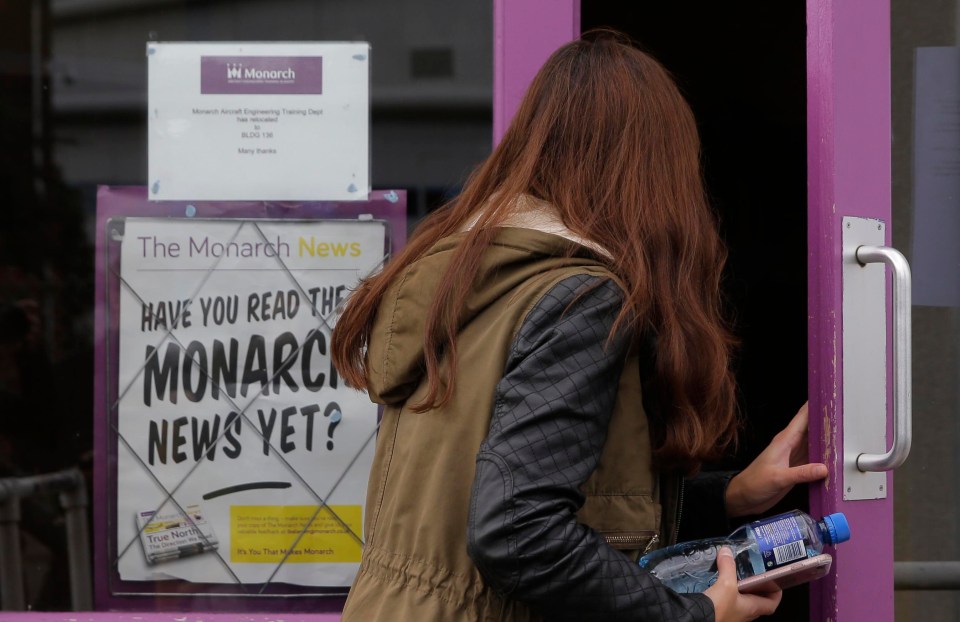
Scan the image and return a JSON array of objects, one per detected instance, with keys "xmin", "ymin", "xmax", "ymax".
[{"xmin": 806, "ymin": 1, "xmax": 897, "ymax": 620}]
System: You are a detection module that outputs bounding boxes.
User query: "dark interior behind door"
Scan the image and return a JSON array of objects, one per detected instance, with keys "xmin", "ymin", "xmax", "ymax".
[{"xmin": 581, "ymin": 4, "xmax": 808, "ymax": 620}]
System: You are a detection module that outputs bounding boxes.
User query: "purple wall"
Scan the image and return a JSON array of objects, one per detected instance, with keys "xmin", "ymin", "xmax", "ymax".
[{"xmin": 807, "ymin": 0, "xmax": 894, "ymax": 621}]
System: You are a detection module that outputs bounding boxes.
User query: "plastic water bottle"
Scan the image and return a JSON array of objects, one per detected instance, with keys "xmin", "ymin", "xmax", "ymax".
[{"xmin": 638, "ymin": 510, "xmax": 850, "ymax": 593}]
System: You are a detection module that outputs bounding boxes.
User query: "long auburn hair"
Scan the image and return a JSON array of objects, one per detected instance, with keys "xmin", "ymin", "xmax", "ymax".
[{"xmin": 332, "ymin": 31, "xmax": 738, "ymax": 472}]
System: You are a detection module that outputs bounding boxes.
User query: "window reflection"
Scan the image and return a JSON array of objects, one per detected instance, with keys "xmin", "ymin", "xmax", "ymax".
[
  {"xmin": 0, "ymin": 0, "xmax": 491, "ymax": 610},
  {"xmin": 891, "ymin": 0, "xmax": 960, "ymax": 619}
]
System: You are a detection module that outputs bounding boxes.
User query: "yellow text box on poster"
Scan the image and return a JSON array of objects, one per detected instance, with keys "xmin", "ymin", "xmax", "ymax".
[{"xmin": 230, "ymin": 505, "xmax": 362, "ymax": 563}]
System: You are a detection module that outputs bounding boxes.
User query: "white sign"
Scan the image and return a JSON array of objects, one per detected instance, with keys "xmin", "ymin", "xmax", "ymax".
[
  {"xmin": 115, "ymin": 218, "xmax": 382, "ymax": 586},
  {"xmin": 148, "ymin": 42, "xmax": 369, "ymax": 201}
]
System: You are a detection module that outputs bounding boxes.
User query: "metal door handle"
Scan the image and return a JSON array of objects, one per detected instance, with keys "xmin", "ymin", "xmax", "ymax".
[{"xmin": 854, "ymin": 245, "xmax": 912, "ymax": 471}]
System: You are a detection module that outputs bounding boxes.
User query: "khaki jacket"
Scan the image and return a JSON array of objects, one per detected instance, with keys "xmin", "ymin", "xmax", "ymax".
[{"xmin": 340, "ymin": 227, "xmax": 710, "ymax": 621}]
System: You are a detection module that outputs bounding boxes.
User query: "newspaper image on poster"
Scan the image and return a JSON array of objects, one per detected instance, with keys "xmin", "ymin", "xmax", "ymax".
[
  {"xmin": 136, "ymin": 504, "xmax": 219, "ymax": 565},
  {"xmin": 114, "ymin": 217, "xmax": 383, "ymax": 586}
]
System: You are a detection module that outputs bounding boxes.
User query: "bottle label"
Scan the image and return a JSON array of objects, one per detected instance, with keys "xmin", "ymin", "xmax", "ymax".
[{"xmin": 749, "ymin": 515, "xmax": 807, "ymax": 570}]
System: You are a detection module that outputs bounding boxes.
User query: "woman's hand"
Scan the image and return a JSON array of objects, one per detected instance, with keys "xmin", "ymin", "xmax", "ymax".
[
  {"xmin": 705, "ymin": 548, "xmax": 781, "ymax": 621},
  {"xmin": 725, "ymin": 402, "xmax": 828, "ymax": 518}
]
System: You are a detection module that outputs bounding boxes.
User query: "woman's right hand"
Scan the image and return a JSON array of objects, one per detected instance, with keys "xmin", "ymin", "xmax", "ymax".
[{"xmin": 704, "ymin": 547, "xmax": 782, "ymax": 621}]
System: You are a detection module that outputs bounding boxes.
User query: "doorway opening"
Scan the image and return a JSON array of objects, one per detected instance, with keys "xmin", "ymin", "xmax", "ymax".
[{"xmin": 582, "ymin": 4, "xmax": 808, "ymax": 619}]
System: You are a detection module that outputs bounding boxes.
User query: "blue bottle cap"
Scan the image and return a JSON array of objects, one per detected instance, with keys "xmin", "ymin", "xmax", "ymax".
[{"xmin": 823, "ymin": 513, "xmax": 851, "ymax": 544}]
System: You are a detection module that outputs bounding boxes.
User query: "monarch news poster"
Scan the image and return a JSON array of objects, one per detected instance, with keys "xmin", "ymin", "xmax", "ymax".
[{"xmin": 114, "ymin": 217, "xmax": 383, "ymax": 586}]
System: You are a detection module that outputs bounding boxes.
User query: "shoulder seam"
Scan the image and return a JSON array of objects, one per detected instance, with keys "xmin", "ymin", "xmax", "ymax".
[{"xmin": 508, "ymin": 271, "xmax": 624, "ymax": 359}]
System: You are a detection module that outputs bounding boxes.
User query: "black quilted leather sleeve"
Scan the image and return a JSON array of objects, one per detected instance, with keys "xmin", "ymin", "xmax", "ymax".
[{"xmin": 467, "ymin": 275, "xmax": 715, "ymax": 621}]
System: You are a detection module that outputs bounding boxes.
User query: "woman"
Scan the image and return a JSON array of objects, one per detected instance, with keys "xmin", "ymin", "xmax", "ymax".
[{"xmin": 332, "ymin": 31, "xmax": 826, "ymax": 622}]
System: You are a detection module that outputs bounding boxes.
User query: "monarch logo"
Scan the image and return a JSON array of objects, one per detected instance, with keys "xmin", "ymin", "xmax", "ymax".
[
  {"xmin": 226, "ymin": 62, "xmax": 296, "ymax": 82},
  {"xmin": 201, "ymin": 55, "xmax": 322, "ymax": 94}
]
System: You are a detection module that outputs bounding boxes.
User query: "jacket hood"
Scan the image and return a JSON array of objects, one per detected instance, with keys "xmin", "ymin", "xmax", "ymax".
[{"xmin": 365, "ymin": 226, "xmax": 610, "ymax": 405}]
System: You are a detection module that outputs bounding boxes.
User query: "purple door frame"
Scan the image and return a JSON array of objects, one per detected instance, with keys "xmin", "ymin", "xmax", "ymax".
[
  {"xmin": 492, "ymin": 0, "xmax": 580, "ymax": 142},
  {"xmin": 495, "ymin": 1, "xmax": 895, "ymax": 621}
]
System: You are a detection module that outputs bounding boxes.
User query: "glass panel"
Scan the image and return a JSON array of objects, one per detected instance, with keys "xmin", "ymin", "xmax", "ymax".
[
  {"xmin": 891, "ymin": 0, "xmax": 960, "ymax": 618},
  {"xmin": 0, "ymin": 0, "xmax": 491, "ymax": 612}
]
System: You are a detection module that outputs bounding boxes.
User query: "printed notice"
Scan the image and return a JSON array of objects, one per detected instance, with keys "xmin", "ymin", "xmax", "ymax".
[
  {"xmin": 148, "ymin": 42, "xmax": 369, "ymax": 201},
  {"xmin": 114, "ymin": 218, "xmax": 382, "ymax": 586},
  {"xmin": 230, "ymin": 505, "xmax": 362, "ymax": 563}
]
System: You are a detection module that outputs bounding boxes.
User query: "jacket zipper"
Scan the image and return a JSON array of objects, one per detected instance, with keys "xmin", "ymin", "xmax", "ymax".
[
  {"xmin": 603, "ymin": 532, "xmax": 660, "ymax": 555},
  {"xmin": 673, "ymin": 477, "xmax": 685, "ymax": 544},
  {"xmin": 604, "ymin": 534, "xmax": 658, "ymax": 546}
]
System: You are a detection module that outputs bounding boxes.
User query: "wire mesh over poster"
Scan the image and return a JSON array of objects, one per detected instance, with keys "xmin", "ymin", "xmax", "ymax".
[{"xmin": 93, "ymin": 186, "xmax": 406, "ymax": 611}]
